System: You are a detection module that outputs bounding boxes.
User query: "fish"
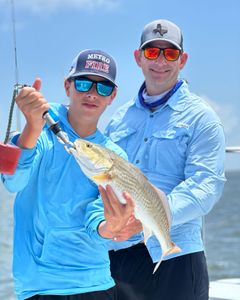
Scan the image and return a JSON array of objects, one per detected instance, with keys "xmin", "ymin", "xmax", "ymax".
[{"xmin": 70, "ymin": 139, "xmax": 181, "ymax": 273}]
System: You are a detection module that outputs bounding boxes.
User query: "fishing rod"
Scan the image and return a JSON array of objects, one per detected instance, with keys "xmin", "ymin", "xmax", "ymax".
[
  {"xmin": 8, "ymin": 0, "xmax": 73, "ymax": 146},
  {"xmin": 0, "ymin": 0, "xmax": 73, "ymax": 175},
  {"xmin": 0, "ymin": 0, "xmax": 21, "ymax": 175}
]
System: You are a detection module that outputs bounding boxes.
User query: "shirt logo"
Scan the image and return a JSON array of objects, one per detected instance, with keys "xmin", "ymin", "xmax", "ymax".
[{"xmin": 176, "ymin": 122, "xmax": 189, "ymax": 129}]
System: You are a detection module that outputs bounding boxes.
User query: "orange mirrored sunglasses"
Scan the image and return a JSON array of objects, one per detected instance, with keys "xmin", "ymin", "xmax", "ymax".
[{"xmin": 143, "ymin": 47, "xmax": 181, "ymax": 62}]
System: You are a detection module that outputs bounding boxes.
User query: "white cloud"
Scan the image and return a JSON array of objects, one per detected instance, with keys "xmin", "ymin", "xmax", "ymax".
[{"xmin": 0, "ymin": 0, "xmax": 120, "ymax": 14}]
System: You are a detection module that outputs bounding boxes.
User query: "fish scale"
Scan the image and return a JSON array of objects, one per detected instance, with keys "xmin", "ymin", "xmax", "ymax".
[
  {"xmin": 111, "ymin": 165, "xmax": 169, "ymax": 223},
  {"xmin": 70, "ymin": 139, "xmax": 181, "ymax": 273}
]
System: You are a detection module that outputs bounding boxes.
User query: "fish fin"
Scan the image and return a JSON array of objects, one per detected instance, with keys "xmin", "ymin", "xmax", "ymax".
[
  {"xmin": 163, "ymin": 242, "xmax": 182, "ymax": 257},
  {"xmin": 152, "ymin": 243, "xmax": 181, "ymax": 274},
  {"xmin": 153, "ymin": 256, "xmax": 163, "ymax": 274},
  {"xmin": 142, "ymin": 224, "xmax": 152, "ymax": 244},
  {"xmin": 92, "ymin": 173, "xmax": 112, "ymax": 182},
  {"xmin": 152, "ymin": 185, "xmax": 172, "ymax": 228}
]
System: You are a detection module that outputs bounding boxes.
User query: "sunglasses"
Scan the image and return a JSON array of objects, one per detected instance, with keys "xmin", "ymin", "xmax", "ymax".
[
  {"xmin": 143, "ymin": 47, "xmax": 181, "ymax": 62},
  {"xmin": 73, "ymin": 77, "xmax": 115, "ymax": 97}
]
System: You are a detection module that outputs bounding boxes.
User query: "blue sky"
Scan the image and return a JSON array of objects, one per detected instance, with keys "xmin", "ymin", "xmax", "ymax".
[{"xmin": 0, "ymin": 0, "xmax": 239, "ymax": 170}]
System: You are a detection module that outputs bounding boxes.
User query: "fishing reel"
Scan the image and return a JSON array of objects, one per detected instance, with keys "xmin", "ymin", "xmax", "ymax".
[{"xmin": 0, "ymin": 84, "xmax": 29, "ymax": 175}]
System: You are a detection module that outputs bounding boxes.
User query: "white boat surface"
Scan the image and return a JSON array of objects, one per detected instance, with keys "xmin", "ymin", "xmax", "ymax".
[{"xmin": 209, "ymin": 278, "xmax": 240, "ymax": 300}]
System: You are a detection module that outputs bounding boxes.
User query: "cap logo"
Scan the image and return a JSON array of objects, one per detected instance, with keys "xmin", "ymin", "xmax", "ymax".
[
  {"xmin": 85, "ymin": 60, "xmax": 110, "ymax": 74},
  {"xmin": 87, "ymin": 53, "xmax": 110, "ymax": 64},
  {"xmin": 153, "ymin": 23, "xmax": 168, "ymax": 36}
]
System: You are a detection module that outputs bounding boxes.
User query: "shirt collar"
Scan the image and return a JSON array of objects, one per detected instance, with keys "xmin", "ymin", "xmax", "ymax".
[
  {"xmin": 135, "ymin": 80, "xmax": 188, "ymax": 112},
  {"xmin": 166, "ymin": 80, "xmax": 189, "ymax": 112}
]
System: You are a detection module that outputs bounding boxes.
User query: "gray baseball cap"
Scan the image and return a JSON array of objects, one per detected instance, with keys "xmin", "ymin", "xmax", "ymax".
[{"xmin": 140, "ymin": 19, "xmax": 183, "ymax": 51}]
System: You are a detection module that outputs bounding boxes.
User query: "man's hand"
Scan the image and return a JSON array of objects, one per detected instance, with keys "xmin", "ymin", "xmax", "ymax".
[
  {"xmin": 98, "ymin": 185, "xmax": 135, "ymax": 239},
  {"xmin": 111, "ymin": 215, "xmax": 143, "ymax": 241}
]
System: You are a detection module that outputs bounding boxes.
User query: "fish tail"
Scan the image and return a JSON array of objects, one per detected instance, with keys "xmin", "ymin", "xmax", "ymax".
[
  {"xmin": 152, "ymin": 242, "xmax": 181, "ymax": 274},
  {"xmin": 152, "ymin": 256, "xmax": 162, "ymax": 274},
  {"xmin": 164, "ymin": 242, "xmax": 182, "ymax": 257}
]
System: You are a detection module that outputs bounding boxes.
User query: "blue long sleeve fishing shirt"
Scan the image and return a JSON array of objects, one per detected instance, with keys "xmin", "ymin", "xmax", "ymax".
[
  {"xmin": 1, "ymin": 103, "xmax": 127, "ymax": 300},
  {"xmin": 105, "ymin": 81, "xmax": 226, "ymax": 262}
]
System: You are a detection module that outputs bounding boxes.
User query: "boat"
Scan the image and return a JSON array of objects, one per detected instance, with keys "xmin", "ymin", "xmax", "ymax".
[
  {"xmin": 225, "ymin": 147, "xmax": 240, "ymax": 153},
  {"xmin": 209, "ymin": 278, "xmax": 240, "ymax": 300}
]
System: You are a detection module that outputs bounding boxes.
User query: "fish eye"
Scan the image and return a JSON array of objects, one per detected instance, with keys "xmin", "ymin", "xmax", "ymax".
[{"xmin": 86, "ymin": 143, "xmax": 92, "ymax": 148}]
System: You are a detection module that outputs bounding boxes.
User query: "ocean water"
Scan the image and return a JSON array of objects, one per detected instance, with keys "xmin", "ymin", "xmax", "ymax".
[
  {"xmin": 0, "ymin": 171, "xmax": 240, "ymax": 299},
  {"xmin": 205, "ymin": 170, "xmax": 240, "ymax": 280}
]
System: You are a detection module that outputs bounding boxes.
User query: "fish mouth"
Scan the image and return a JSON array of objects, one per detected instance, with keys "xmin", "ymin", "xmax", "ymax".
[{"xmin": 70, "ymin": 144, "xmax": 108, "ymax": 176}]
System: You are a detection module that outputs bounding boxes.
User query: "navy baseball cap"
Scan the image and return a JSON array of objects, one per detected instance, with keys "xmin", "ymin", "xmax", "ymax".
[
  {"xmin": 140, "ymin": 19, "xmax": 183, "ymax": 51},
  {"xmin": 67, "ymin": 49, "xmax": 117, "ymax": 86}
]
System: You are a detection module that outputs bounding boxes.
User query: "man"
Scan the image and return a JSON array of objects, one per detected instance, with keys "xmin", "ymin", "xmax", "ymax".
[
  {"xmin": 1, "ymin": 49, "xmax": 134, "ymax": 300},
  {"xmin": 104, "ymin": 20, "xmax": 226, "ymax": 300}
]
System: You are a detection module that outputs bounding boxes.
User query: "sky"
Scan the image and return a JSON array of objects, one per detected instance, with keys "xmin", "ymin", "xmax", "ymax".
[{"xmin": 0, "ymin": 0, "xmax": 239, "ymax": 170}]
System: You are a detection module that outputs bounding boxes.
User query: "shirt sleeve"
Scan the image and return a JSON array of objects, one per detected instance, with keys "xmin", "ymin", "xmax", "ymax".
[
  {"xmin": 1, "ymin": 134, "xmax": 41, "ymax": 193},
  {"xmin": 84, "ymin": 194, "xmax": 111, "ymax": 244},
  {"xmin": 168, "ymin": 121, "xmax": 226, "ymax": 226}
]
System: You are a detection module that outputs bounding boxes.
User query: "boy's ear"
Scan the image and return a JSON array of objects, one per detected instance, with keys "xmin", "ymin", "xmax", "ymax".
[{"xmin": 108, "ymin": 87, "xmax": 117, "ymax": 105}]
